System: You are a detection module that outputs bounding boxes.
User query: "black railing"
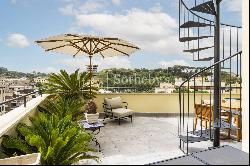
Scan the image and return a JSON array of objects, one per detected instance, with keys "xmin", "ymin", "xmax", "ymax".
[
  {"xmin": 0, "ymin": 90, "xmax": 42, "ymax": 115},
  {"xmin": 178, "ymin": 51, "xmax": 242, "ymax": 154}
]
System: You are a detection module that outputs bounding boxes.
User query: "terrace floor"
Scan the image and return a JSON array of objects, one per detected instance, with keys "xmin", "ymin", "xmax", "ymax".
[{"xmin": 78, "ymin": 116, "xmax": 242, "ymax": 165}]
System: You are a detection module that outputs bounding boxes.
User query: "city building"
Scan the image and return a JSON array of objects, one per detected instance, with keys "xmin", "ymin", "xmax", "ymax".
[
  {"xmin": 34, "ymin": 77, "xmax": 48, "ymax": 84},
  {"xmin": 155, "ymin": 82, "xmax": 175, "ymax": 93},
  {"xmin": 175, "ymin": 77, "xmax": 226, "ymax": 93}
]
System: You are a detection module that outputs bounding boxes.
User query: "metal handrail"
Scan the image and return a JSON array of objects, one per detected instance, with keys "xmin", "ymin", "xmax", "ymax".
[
  {"xmin": 180, "ymin": 0, "xmax": 242, "ymax": 28},
  {"xmin": 178, "ymin": 51, "xmax": 242, "ymax": 90},
  {"xmin": 0, "ymin": 90, "xmax": 42, "ymax": 108}
]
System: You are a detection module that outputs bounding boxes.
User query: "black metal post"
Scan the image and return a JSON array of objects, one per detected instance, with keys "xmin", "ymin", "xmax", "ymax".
[
  {"xmin": 213, "ymin": 0, "xmax": 221, "ymax": 147},
  {"xmin": 24, "ymin": 96, "xmax": 27, "ymax": 107}
]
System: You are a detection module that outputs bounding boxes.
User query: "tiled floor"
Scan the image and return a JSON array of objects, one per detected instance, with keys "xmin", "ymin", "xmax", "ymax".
[{"xmin": 78, "ymin": 116, "xmax": 242, "ymax": 165}]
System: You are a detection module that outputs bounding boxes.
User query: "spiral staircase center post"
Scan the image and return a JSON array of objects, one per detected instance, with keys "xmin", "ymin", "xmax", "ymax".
[{"xmin": 213, "ymin": 0, "xmax": 221, "ymax": 147}]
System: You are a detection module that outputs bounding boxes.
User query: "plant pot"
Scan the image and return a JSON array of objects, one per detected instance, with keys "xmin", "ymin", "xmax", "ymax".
[
  {"xmin": 84, "ymin": 113, "xmax": 99, "ymax": 124},
  {"xmin": 0, "ymin": 153, "xmax": 41, "ymax": 165}
]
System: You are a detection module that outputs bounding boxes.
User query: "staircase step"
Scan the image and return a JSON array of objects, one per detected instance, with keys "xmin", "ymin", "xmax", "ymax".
[
  {"xmin": 179, "ymin": 135, "xmax": 210, "ymax": 143},
  {"xmin": 194, "ymin": 57, "xmax": 214, "ymax": 61},
  {"xmin": 180, "ymin": 21, "xmax": 213, "ymax": 28},
  {"xmin": 179, "ymin": 36, "xmax": 214, "ymax": 42},
  {"xmin": 184, "ymin": 46, "xmax": 214, "ymax": 53},
  {"xmin": 191, "ymin": 1, "xmax": 216, "ymax": 15},
  {"xmin": 190, "ymin": 129, "xmax": 214, "ymax": 140},
  {"xmin": 221, "ymin": 120, "xmax": 240, "ymax": 130},
  {"xmin": 221, "ymin": 67, "xmax": 231, "ymax": 70},
  {"xmin": 211, "ymin": 67, "xmax": 231, "ymax": 70}
]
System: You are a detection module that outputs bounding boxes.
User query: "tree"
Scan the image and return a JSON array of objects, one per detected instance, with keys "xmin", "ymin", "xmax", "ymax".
[{"xmin": 45, "ymin": 69, "xmax": 97, "ymax": 100}]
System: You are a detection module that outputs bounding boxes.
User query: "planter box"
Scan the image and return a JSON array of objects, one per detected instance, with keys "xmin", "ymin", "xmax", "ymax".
[
  {"xmin": 0, "ymin": 153, "xmax": 41, "ymax": 165},
  {"xmin": 85, "ymin": 113, "xmax": 99, "ymax": 124}
]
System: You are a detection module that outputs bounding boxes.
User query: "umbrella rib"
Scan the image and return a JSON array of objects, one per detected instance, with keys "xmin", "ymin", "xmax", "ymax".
[
  {"xmin": 93, "ymin": 43, "xmax": 112, "ymax": 54},
  {"xmin": 66, "ymin": 34, "xmax": 91, "ymax": 54},
  {"xmin": 73, "ymin": 41, "xmax": 90, "ymax": 58},
  {"xmin": 66, "ymin": 34, "xmax": 82, "ymax": 38},
  {"xmin": 66, "ymin": 34, "xmax": 139, "ymax": 49},
  {"xmin": 92, "ymin": 40, "xmax": 101, "ymax": 53},
  {"xmin": 36, "ymin": 39, "xmax": 65, "ymax": 43},
  {"xmin": 44, "ymin": 40, "xmax": 83, "ymax": 52},
  {"xmin": 66, "ymin": 34, "xmax": 95, "ymax": 42},
  {"xmin": 99, "ymin": 39, "xmax": 140, "ymax": 49},
  {"xmin": 99, "ymin": 41, "xmax": 130, "ymax": 56},
  {"xmin": 100, "ymin": 52, "xmax": 105, "ymax": 58},
  {"xmin": 45, "ymin": 44, "xmax": 71, "ymax": 52},
  {"xmin": 81, "ymin": 39, "xmax": 91, "ymax": 54},
  {"xmin": 69, "ymin": 41, "xmax": 89, "ymax": 55},
  {"xmin": 73, "ymin": 47, "xmax": 81, "ymax": 57}
]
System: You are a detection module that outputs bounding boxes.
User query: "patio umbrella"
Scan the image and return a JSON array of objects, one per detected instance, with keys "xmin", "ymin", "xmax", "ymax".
[{"xmin": 35, "ymin": 33, "xmax": 140, "ymax": 92}]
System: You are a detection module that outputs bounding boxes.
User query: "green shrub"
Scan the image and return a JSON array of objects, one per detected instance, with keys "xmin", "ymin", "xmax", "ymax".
[
  {"xmin": 38, "ymin": 96, "xmax": 84, "ymax": 120},
  {"xmin": 1, "ymin": 113, "xmax": 97, "ymax": 165},
  {"xmin": 44, "ymin": 69, "xmax": 97, "ymax": 100}
]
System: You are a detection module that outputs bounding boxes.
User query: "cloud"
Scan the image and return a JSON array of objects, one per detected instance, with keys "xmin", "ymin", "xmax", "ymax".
[
  {"xmin": 59, "ymin": 0, "xmax": 106, "ymax": 15},
  {"xmin": 112, "ymin": 0, "xmax": 121, "ymax": 5},
  {"xmin": 6, "ymin": 33, "xmax": 30, "ymax": 48},
  {"xmin": 224, "ymin": 0, "xmax": 242, "ymax": 13},
  {"xmin": 150, "ymin": 3, "xmax": 162, "ymax": 13},
  {"xmin": 59, "ymin": 4, "xmax": 78, "ymax": 15},
  {"xmin": 58, "ymin": 56, "xmax": 132, "ymax": 71},
  {"xmin": 159, "ymin": 60, "xmax": 190, "ymax": 68},
  {"xmin": 10, "ymin": 0, "xmax": 17, "ymax": 4},
  {"xmin": 79, "ymin": 0, "xmax": 105, "ymax": 13},
  {"xmin": 72, "ymin": 8, "xmax": 182, "ymax": 55}
]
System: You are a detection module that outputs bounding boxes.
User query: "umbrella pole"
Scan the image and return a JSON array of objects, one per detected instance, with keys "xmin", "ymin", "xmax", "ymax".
[{"xmin": 89, "ymin": 56, "xmax": 92, "ymax": 94}]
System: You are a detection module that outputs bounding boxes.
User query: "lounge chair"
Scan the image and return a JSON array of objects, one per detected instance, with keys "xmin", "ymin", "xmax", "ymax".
[{"xmin": 103, "ymin": 96, "xmax": 134, "ymax": 125}]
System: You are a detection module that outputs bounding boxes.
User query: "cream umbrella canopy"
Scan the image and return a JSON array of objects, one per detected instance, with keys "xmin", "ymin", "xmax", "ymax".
[{"xmin": 35, "ymin": 33, "xmax": 140, "ymax": 92}]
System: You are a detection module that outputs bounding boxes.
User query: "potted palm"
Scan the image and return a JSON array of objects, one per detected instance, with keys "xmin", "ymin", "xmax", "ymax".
[{"xmin": 84, "ymin": 100, "xmax": 99, "ymax": 124}]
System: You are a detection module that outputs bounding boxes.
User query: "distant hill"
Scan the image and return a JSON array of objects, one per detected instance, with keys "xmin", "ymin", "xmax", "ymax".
[{"xmin": 0, "ymin": 67, "xmax": 47, "ymax": 79}]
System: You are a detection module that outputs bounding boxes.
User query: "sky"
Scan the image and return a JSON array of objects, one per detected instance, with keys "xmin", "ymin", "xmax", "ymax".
[{"xmin": 0, "ymin": 0, "xmax": 242, "ymax": 73}]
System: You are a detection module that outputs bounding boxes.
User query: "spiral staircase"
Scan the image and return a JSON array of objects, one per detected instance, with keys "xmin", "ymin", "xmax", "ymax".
[{"xmin": 178, "ymin": 0, "xmax": 242, "ymax": 154}]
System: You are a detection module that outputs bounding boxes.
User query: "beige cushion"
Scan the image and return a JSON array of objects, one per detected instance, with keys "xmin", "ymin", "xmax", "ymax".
[
  {"xmin": 104, "ymin": 97, "xmax": 123, "ymax": 109},
  {"xmin": 112, "ymin": 108, "xmax": 134, "ymax": 118}
]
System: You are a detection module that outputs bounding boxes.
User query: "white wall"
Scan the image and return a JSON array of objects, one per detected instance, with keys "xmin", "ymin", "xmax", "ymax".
[{"xmin": 242, "ymin": 0, "xmax": 249, "ymax": 153}]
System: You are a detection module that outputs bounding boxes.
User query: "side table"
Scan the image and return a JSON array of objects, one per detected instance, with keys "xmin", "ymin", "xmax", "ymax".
[{"xmin": 78, "ymin": 119, "xmax": 104, "ymax": 152}]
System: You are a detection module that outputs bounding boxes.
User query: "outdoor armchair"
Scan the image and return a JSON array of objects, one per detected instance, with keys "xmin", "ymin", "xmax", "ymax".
[{"xmin": 103, "ymin": 96, "xmax": 134, "ymax": 125}]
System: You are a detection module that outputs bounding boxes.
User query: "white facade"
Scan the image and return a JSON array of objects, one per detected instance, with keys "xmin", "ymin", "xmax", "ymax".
[
  {"xmin": 155, "ymin": 83, "xmax": 175, "ymax": 94},
  {"xmin": 8, "ymin": 85, "xmax": 33, "ymax": 92},
  {"xmin": 175, "ymin": 78, "xmax": 226, "ymax": 90},
  {"xmin": 34, "ymin": 77, "xmax": 47, "ymax": 84},
  {"xmin": 98, "ymin": 89, "xmax": 112, "ymax": 94},
  {"xmin": 0, "ymin": 77, "xmax": 29, "ymax": 86}
]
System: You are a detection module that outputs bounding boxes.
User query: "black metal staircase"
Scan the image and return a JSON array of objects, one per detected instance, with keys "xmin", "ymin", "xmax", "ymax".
[
  {"xmin": 191, "ymin": 1, "xmax": 216, "ymax": 15},
  {"xmin": 178, "ymin": 0, "xmax": 242, "ymax": 154}
]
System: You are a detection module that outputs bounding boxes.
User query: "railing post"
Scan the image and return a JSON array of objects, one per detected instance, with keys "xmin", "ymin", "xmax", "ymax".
[
  {"xmin": 39, "ymin": 89, "xmax": 43, "ymax": 97},
  {"xmin": 213, "ymin": 0, "xmax": 221, "ymax": 147},
  {"xmin": 24, "ymin": 96, "xmax": 27, "ymax": 107}
]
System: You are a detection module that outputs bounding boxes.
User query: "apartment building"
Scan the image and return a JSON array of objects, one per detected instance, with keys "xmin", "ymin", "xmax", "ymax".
[
  {"xmin": 34, "ymin": 77, "xmax": 48, "ymax": 84},
  {"xmin": 155, "ymin": 83, "xmax": 175, "ymax": 93}
]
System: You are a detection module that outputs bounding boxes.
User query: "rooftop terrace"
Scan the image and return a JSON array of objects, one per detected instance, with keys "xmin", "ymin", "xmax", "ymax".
[{"xmin": 78, "ymin": 116, "xmax": 242, "ymax": 165}]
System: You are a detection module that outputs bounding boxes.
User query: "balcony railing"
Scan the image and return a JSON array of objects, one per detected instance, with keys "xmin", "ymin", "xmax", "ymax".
[
  {"xmin": 0, "ymin": 90, "xmax": 42, "ymax": 116},
  {"xmin": 178, "ymin": 51, "xmax": 242, "ymax": 154}
]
